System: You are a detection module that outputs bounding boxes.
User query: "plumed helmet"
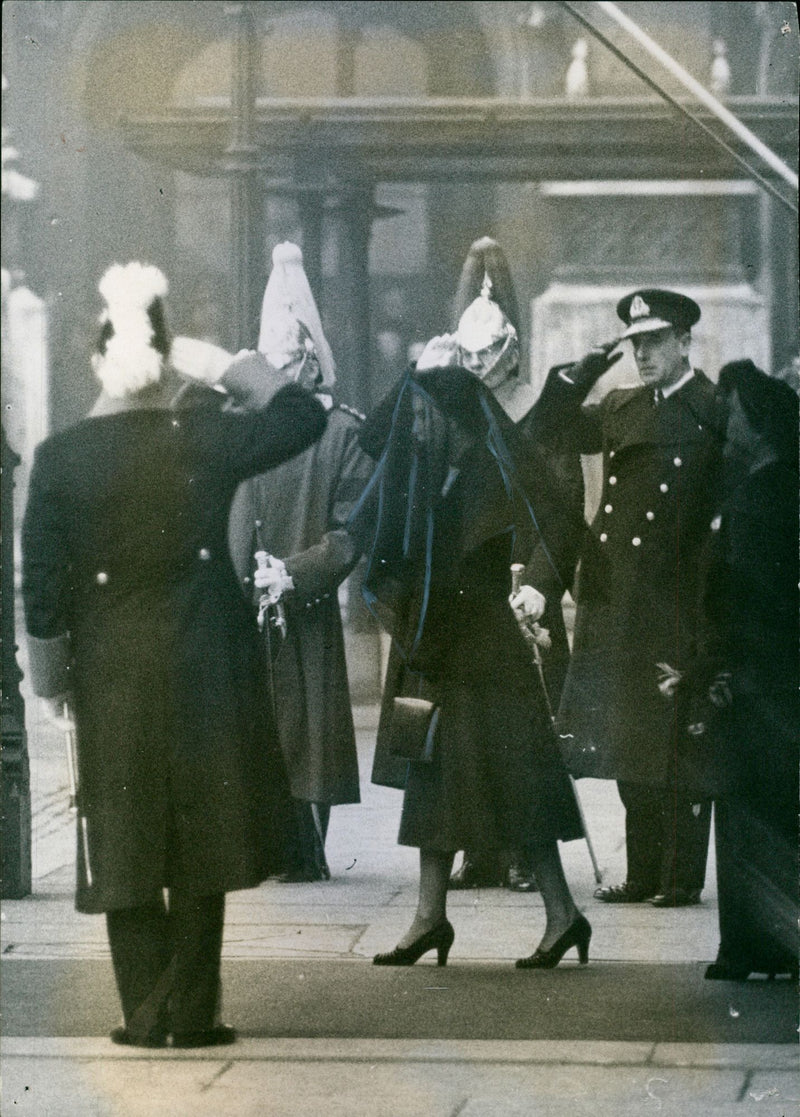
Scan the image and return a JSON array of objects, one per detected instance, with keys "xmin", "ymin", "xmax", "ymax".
[
  {"xmin": 93, "ymin": 262, "xmax": 169, "ymax": 398},
  {"xmin": 451, "ymin": 236, "xmax": 521, "ymax": 337},
  {"xmin": 257, "ymin": 242, "xmax": 335, "ymax": 389},
  {"xmin": 455, "ymin": 274, "xmax": 518, "ymax": 354},
  {"xmin": 454, "ymin": 273, "xmax": 519, "ymax": 390}
]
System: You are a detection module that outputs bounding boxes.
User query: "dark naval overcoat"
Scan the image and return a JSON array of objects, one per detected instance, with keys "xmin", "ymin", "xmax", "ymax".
[
  {"xmin": 228, "ymin": 403, "xmax": 374, "ymax": 806},
  {"xmin": 22, "ymin": 375, "xmax": 326, "ymax": 913},
  {"xmin": 542, "ymin": 369, "xmax": 727, "ymax": 786}
]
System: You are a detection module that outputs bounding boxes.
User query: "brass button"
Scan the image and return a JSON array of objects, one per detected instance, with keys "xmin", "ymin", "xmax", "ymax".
[
  {"xmin": 608, "ymin": 476, "xmax": 617, "ymax": 486},
  {"xmin": 632, "ymin": 537, "xmax": 641, "ymax": 547},
  {"xmin": 674, "ymin": 457, "xmax": 682, "ymax": 467},
  {"xmin": 604, "ymin": 504, "xmax": 613, "ymax": 514},
  {"xmin": 646, "ymin": 511, "xmax": 655, "ymax": 521},
  {"xmin": 198, "ymin": 548, "xmax": 211, "ymax": 561},
  {"xmin": 660, "ymin": 483, "xmax": 669, "ymax": 493},
  {"xmin": 599, "ymin": 533, "xmax": 608, "ymax": 543},
  {"xmin": 96, "ymin": 571, "xmax": 109, "ymax": 585}
]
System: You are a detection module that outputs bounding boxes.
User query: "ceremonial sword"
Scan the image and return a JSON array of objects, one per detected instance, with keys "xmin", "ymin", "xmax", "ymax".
[{"xmin": 62, "ymin": 700, "xmax": 92, "ymax": 887}]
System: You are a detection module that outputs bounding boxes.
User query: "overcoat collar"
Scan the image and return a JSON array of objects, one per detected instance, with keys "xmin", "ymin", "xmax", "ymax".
[{"xmin": 605, "ymin": 371, "xmax": 726, "ymax": 451}]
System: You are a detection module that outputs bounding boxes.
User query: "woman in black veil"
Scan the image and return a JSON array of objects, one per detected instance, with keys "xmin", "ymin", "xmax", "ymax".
[{"xmin": 349, "ymin": 302, "xmax": 588, "ymax": 969}]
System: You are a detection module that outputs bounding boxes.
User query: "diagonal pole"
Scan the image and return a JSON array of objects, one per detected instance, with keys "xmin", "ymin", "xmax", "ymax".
[
  {"xmin": 558, "ymin": 0, "xmax": 798, "ymax": 214},
  {"xmin": 511, "ymin": 565, "xmax": 603, "ymax": 883}
]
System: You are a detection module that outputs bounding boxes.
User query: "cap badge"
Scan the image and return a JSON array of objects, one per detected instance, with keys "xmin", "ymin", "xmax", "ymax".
[{"xmin": 629, "ymin": 295, "xmax": 650, "ymax": 320}]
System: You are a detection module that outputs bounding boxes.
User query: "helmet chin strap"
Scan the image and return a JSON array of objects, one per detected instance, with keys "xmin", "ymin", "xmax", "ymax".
[{"xmin": 467, "ymin": 335, "xmax": 519, "ymax": 390}]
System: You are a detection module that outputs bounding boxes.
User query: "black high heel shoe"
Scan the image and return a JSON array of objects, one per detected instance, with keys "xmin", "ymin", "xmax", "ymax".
[
  {"xmin": 516, "ymin": 914, "xmax": 591, "ymax": 970},
  {"xmin": 373, "ymin": 920, "xmax": 455, "ymax": 967}
]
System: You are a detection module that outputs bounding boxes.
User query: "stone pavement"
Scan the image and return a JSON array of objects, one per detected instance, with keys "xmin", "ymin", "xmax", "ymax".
[{"xmin": 2, "ymin": 688, "xmax": 798, "ymax": 1115}]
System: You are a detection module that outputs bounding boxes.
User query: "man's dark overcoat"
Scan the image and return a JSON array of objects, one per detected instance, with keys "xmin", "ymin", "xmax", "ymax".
[
  {"xmin": 539, "ymin": 369, "xmax": 727, "ymax": 785},
  {"xmin": 228, "ymin": 404, "xmax": 374, "ymax": 805},
  {"xmin": 22, "ymin": 378, "xmax": 325, "ymax": 914}
]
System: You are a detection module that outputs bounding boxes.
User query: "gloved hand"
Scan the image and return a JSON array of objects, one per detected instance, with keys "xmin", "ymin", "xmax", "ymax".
[
  {"xmin": 559, "ymin": 341, "xmax": 623, "ymax": 392},
  {"xmin": 415, "ymin": 334, "xmax": 460, "ymax": 371},
  {"xmin": 656, "ymin": 662, "xmax": 682, "ymax": 699},
  {"xmin": 254, "ymin": 554, "xmax": 294, "ymax": 601},
  {"xmin": 510, "ymin": 584, "xmax": 546, "ymax": 624},
  {"xmin": 171, "ymin": 336, "xmax": 240, "ymax": 386},
  {"xmin": 41, "ymin": 694, "xmax": 75, "ymax": 729}
]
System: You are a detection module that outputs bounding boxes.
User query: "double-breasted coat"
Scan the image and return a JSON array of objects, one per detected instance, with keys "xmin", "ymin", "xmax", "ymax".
[
  {"xmin": 22, "ymin": 373, "xmax": 326, "ymax": 914},
  {"xmin": 228, "ymin": 403, "xmax": 374, "ymax": 805},
  {"xmin": 540, "ymin": 369, "xmax": 727, "ymax": 786}
]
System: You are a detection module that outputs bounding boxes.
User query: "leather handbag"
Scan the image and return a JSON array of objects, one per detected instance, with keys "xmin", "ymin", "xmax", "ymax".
[{"xmin": 389, "ymin": 697, "xmax": 440, "ymax": 763}]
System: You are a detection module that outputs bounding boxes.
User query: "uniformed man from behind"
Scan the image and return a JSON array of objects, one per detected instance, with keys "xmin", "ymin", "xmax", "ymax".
[{"xmin": 535, "ymin": 288, "xmax": 727, "ymax": 907}]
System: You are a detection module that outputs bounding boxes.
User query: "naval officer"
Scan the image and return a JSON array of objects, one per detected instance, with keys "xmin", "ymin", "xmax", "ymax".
[{"xmin": 535, "ymin": 288, "xmax": 727, "ymax": 907}]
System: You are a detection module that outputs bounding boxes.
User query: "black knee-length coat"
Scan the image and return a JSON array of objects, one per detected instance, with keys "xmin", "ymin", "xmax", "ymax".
[
  {"xmin": 22, "ymin": 370, "xmax": 326, "ymax": 913},
  {"xmin": 354, "ymin": 367, "xmax": 584, "ymax": 851}
]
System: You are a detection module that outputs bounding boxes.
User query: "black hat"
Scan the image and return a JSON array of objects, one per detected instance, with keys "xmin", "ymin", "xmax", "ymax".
[
  {"xmin": 617, "ymin": 288, "xmax": 701, "ymax": 339},
  {"xmin": 718, "ymin": 359, "xmax": 799, "ymax": 462}
]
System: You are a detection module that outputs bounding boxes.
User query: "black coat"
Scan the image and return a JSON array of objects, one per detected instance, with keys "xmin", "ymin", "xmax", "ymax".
[
  {"xmin": 22, "ymin": 380, "xmax": 326, "ymax": 913},
  {"xmin": 695, "ymin": 460, "xmax": 799, "ymax": 812},
  {"xmin": 542, "ymin": 369, "xmax": 727, "ymax": 785},
  {"xmin": 358, "ymin": 368, "xmax": 584, "ymax": 849}
]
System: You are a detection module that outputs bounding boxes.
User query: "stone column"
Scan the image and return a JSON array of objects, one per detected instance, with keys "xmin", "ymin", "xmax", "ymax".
[
  {"xmin": 1, "ymin": 426, "xmax": 31, "ymax": 898},
  {"xmin": 225, "ymin": 2, "xmax": 266, "ymax": 349},
  {"xmin": 326, "ymin": 183, "xmax": 375, "ymax": 412}
]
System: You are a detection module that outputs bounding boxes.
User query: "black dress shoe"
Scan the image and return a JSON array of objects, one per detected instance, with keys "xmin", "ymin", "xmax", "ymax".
[
  {"xmin": 650, "ymin": 889, "xmax": 701, "ymax": 907},
  {"xmin": 110, "ymin": 1025, "xmax": 168, "ymax": 1049},
  {"xmin": 373, "ymin": 920, "xmax": 455, "ymax": 967},
  {"xmin": 705, "ymin": 955, "xmax": 799, "ymax": 982},
  {"xmin": 594, "ymin": 882, "xmax": 654, "ymax": 903},
  {"xmin": 171, "ymin": 1024, "xmax": 237, "ymax": 1048},
  {"xmin": 516, "ymin": 914, "xmax": 592, "ymax": 969},
  {"xmin": 704, "ymin": 961, "xmax": 752, "ymax": 981},
  {"xmin": 449, "ymin": 859, "xmax": 503, "ymax": 890},
  {"xmin": 505, "ymin": 863, "xmax": 539, "ymax": 892}
]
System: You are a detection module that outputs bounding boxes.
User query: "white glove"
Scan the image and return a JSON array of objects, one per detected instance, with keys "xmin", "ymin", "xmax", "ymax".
[
  {"xmin": 656, "ymin": 662, "xmax": 682, "ymax": 699},
  {"xmin": 254, "ymin": 554, "xmax": 294, "ymax": 600},
  {"xmin": 170, "ymin": 336, "xmax": 238, "ymax": 386},
  {"xmin": 41, "ymin": 695, "xmax": 75, "ymax": 729},
  {"xmin": 415, "ymin": 334, "xmax": 460, "ymax": 371},
  {"xmin": 510, "ymin": 584, "xmax": 546, "ymax": 624}
]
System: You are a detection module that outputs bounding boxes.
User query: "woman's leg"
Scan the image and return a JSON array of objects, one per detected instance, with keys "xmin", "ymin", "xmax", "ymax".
[
  {"xmin": 395, "ymin": 848, "xmax": 455, "ymax": 948},
  {"xmin": 526, "ymin": 840, "xmax": 582, "ymax": 952}
]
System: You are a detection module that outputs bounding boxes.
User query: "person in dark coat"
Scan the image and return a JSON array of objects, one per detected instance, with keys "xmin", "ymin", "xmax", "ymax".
[
  {"xmin": 226, "ymin": 243, "xmax": 374, "ymax": 881},
  {"xmin": 418, "ymin": 237, "xmax": 586, "ymax": 893},
  {"xmin": 351, "ymin": 295, "xmax": 589, "ymax": 971},
  {"xmin": 21, "ymin": 262, "xmax": 326, "ymax": 1048},
  {"xmin": 689, "ymin": 360, "xmax": 798, "ymax": 979},
  {"xmin": 536, "ymin": 289, "xmax": 728, "ymax": 907}
]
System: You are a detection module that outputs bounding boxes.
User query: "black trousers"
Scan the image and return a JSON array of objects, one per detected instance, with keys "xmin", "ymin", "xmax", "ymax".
[
  {"xmin": 106, "ymin": 890, "xmax": 225, "ymax": 1040},
  {"xmin": 617, "ymin": 781, "xmax": 711, "ymax": 897}
]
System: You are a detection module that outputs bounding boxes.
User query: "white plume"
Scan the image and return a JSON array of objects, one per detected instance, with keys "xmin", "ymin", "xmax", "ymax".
[{"xmin": 94, "ymin": 262, "xmax": 169, "ymax": 398}]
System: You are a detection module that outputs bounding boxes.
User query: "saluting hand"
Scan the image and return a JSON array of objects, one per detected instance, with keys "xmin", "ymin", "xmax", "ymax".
[{"xmin": 559, "ymin": 341, "xmax": 623, "ymax": 392}]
